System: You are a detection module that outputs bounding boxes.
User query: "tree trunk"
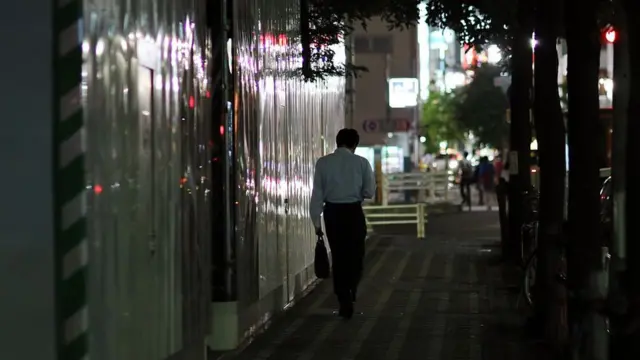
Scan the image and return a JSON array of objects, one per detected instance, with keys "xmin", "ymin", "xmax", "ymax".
[
  {"xmin": 300, "ymin": 0, "xmax": 312, "ymax": 79},
  {"xmin": 622, "ymin": 0, "xmax": 640, "ymax": 357},
  {"xmin": 508, "ymin": 0, "xmax": 534, "ymax": 265},
  {"xmin": 532, "ymin": 0, "xmax": 567, "ymax": 349},
  {"xmin": 609, "ymin": 0, "xmax": 630, "ymax": 358},
  {"xmin": 565, "ymin": 0, "xmax": 606, "ymax": 358}
]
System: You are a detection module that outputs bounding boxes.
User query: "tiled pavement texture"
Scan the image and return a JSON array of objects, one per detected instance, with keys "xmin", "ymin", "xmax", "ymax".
[{"xmin": 226, "ymin": 212, "xmax": 539, "ymax": 360}]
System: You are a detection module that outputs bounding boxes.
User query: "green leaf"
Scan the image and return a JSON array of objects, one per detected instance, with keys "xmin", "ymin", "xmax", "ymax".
[{"xmin": 456, "ymin": 64, "xmax": 509, "ymax": 147}]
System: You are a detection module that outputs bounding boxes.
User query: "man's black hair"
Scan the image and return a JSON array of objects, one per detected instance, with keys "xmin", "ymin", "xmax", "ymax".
[{"xmin": 336, "ymin": 128, "xmax": 360, "ymax": 148}]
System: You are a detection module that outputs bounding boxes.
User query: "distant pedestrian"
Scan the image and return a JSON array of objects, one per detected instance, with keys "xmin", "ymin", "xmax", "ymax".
[
  {"xmin": 458, "ymin": 151, "xmax": 473, "ymax": 209},
  {"xmin": 478, "ymin": 156, "xmax": 496, "ymax": 210},
  {"xmin": 474, "ymin": 163, "xmax": 483, "ymax": 205},
  {"xmin": 310, "ymin": 128, "xmax": 376, "ymax": 319},
  {"xmin": 494, "ymin": 153, "xmax": 510, "ymax": 255},
  {"xmin": 493, "ymin": 155, "xmax": 504, "ymax": 184}
]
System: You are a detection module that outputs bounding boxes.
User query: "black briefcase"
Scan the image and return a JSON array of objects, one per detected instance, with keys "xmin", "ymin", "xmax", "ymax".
[{"xmin": 314, "ymin": 235, "xmax": 331, "ymax": 279}]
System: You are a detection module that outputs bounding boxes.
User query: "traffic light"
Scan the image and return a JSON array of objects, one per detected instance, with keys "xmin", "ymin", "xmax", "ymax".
[{"xmin": 603, "ymin": 27, "xmax": 617, "ymax": 43}]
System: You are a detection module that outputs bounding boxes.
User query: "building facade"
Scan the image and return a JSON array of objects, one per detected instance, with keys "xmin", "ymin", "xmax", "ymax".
[
  {"xmin": 1, "ymin": 0, "xmax": 343, "ymax": 359},
  {"xmin": 350, "ymin": 19, "xmax": 419, "ymax": 149},
  {"xmin": 349, "ymin": 17, "xmax": 466, "ymax": 167}
]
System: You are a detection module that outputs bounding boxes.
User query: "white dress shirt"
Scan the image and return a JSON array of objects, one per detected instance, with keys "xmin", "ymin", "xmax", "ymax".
[{"xmin": 309, "ymin": 147, "xmax": 376, "ymax": 228}]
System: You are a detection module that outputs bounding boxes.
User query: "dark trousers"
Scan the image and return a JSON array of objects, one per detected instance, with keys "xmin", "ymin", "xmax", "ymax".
[
  {"xmin": 460, "ymin": 180, "xmax": 472, "ymax": 207},
  {"xmin": 496, "ymin": 179, "xmax": 510, "ymax": 260},
  {"xmin": 323, "ymin": 202, "xmax": 366, "ymax": 305}
]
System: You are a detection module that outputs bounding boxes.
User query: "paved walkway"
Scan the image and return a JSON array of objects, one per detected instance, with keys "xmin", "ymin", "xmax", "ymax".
[{"xmin": 225, "ymin": 212, "xmax": 538, "ymax": 360}]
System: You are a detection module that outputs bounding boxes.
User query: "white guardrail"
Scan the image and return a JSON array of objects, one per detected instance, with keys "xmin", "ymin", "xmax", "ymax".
[
  {"xmin": 360, "ymin": 171, "xmax": 454, "ymax": 238},
  {"xmin": 381, "ymin": 171, "xmax": 453, "ymax": 206},
  {"xmin": 363, "ymin": 203, "xmax": 428, "ymax": 239}
]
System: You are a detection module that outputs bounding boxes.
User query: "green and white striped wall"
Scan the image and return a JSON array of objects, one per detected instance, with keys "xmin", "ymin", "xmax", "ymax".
[{"xmin": 53, "ymin": 0, "xmax": 88, "ymax": 359}]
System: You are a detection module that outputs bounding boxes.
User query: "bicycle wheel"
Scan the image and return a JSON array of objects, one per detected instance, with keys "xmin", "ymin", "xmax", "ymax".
[
  {"xmin": 522, "ymin": 248, "xmax": 538, "ymax": 307},
  {"xmin": 520, "ymin": 222, "xmax": 539, "ymax": 269},
  {"xmin": 520, "ymin": 225, "xmax": 532, "ymax": 268}
]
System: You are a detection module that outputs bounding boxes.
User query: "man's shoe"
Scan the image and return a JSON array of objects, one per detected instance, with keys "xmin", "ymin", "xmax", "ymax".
[{"xmin": 338, "ymin": 301, "xmax": 354, "ymax": 320}]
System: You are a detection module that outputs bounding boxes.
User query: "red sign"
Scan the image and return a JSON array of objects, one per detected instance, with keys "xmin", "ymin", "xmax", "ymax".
[{"xmin": 362, "ymin": 119, "xmax": 412, "ymax": 132}]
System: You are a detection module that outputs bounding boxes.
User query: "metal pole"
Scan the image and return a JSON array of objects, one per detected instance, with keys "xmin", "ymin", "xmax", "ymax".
[
  {"xmin": 441, "ymin": 48, "xmax": 448, "ymax": 92},
  {"xmin": 375, "ymin": 146, "xmax": 383, "ymax": 204},
  {"xmin": 345, "ymin": 29, "xmax": 356, "ymax": 129},
  {"xmin": 375, "ymin": 54, "xmax": 391, "ymax": 204},
  {"xmin": 413, "ymin": 53, "xmax": 421, "ymax": 169},
  {"xmin": 223, "ymin": 0, "xmax": 236, "ymax": 299},
  {"xmin": 385, "ymin": 53, "xmax": 392, "ymax": 129}
]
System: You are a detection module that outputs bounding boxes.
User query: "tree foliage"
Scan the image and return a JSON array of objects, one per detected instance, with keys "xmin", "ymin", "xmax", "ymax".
[
  {"xmin": 420, "ymin": 90, "xmax": 464, "ymax": 153},
  {"xmin": 456, "ymin": 64, "xmax": 509, "ymax": 147},
  {"xmin": 301, "ymin": 0, "xmax": 614, "ymax": 81},
  {"xmin": 302, "ymin": 0, "xmax": 426, "ymax": 80},
  {"xmin": 302, "ymin": 0, "xmax": 513, "ymax": 81},
  {"xmin": 419, "ymin": 65, "xmax": 508, "ymax": 152},
  {"xmin": 423, "ymin": 0, "xmax": 513, "ymax": 50}
]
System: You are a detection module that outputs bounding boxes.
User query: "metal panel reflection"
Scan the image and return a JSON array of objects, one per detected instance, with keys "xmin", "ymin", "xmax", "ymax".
[
  {"xmin": 233, "ymin": 0, "xmax": 345, "ymax": 336},
  {"xmin": 83, "ymin": 0, "xmax": 211, "ymax": 358}
]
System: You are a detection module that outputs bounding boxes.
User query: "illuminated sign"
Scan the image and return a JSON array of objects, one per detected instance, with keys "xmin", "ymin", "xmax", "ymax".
[{"xmin": 388, "ymin": 78, "xmax": 419, "ymax": 108}]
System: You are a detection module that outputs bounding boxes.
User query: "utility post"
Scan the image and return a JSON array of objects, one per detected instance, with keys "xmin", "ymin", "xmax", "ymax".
[
  {"xmin": 376, "ymin": 53, "xmax": 392, "ymax": 205},
  {"xmin": 344, "ymin": 29, "xmax": 356, "ymax": 129},
  {"xmin": 384, "ymin": 53, "xmax": 392, "ymax": 132}
]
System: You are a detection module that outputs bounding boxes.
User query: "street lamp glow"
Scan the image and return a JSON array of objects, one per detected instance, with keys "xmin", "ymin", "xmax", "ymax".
[
  {"xmin": 444, "ymin": 71, "xmax": 467, "ymax": 89},
  {"xmin": 487, "ymin": 45, "xmax": 501, "ymax": 64},
  {"xmin": 530, "ymin": 33, "xmax": 537, "ymax": 48}
]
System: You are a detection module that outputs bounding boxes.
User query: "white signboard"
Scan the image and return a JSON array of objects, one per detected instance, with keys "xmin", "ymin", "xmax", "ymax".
[{"xmin": 388, "ymin": 78, "xmax": 419, "ymax": 108}]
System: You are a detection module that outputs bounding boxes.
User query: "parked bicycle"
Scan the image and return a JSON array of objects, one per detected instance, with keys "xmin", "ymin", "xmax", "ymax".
[
  {"xmin": 521, "ymin": 188, "xmax": 540, "ymax": 265},
  {"xmin": 520, "ymin": 188, "xmax": 540, "ymax": 307},
  {"xmin": 519, "ymin": 187, "xmax": 570, "ymax": 344},
  {"xmin": 521, "ymin": 177, "xmax": 613, "ymax": 308},
  {"xmin": 600, "ymin": 176, "xmax": 612, "ymax": 245},
  {"xmin": 518, "ymin": 176, "xmax": 612, "ymax": 355}
]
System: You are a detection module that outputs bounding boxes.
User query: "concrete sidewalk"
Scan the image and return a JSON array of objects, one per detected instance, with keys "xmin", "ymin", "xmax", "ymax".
[{"xmin": 222, "ymin": 212, "xmax": 538, "ymax": 360}]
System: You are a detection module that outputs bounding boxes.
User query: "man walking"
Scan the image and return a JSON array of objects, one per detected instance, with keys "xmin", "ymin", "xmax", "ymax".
[
  {"xmin": 459, "ymin": 151, "xmax": 473, "ymax": 209},
  {"xmin": 310, "ymin": 128, "xmax": 376, "ymax": 319}
]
